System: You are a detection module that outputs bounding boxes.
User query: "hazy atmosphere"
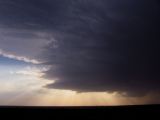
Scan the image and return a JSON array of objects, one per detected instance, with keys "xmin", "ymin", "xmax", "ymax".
[{"xmin": 0, "ymin": 0, "xmax": 160, "ymax": 106}]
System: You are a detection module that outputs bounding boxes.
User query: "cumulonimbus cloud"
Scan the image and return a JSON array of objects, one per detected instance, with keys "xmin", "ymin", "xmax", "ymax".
[
  {"xmin": 42, "ymin": 0, "xmax": 160, "ymax": 96},
  {"xmin": 0, "ymin": 0, "xmax": 160, "ymax": 97}
]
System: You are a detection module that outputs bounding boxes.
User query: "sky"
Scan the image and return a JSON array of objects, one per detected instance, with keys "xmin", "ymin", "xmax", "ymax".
[{"xmin": 0, "ymin": 0, "xmax": 160, "ymax": 106}]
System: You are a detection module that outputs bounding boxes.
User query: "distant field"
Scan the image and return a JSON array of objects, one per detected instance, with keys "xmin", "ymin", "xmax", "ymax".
[{"xmin": 0, "ymin": 105, "xmax": 159, "ymax": 119}]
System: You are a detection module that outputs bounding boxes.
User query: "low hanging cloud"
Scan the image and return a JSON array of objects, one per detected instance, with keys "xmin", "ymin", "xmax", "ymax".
[
  {"xmin": 0, "ymin": 0, "xmax": 160, "ymax": 96},
  {"xmin": 42, "ymin": 0, "xmax": 160, "ymax": 96}
]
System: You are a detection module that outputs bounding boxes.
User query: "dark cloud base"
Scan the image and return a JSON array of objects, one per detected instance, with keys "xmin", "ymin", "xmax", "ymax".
[
  {"xmin": 1, "ymin": 0, "xmax": 160, "ymax": 96},
  {"xmin": 43, "ymin": 0, "xmax": 160, "ymax": 96}
]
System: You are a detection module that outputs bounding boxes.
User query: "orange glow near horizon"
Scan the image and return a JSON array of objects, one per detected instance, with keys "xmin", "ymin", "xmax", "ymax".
[{"xmin": 0, "ymin": 65, "xmax": 158, "ymax": 106}]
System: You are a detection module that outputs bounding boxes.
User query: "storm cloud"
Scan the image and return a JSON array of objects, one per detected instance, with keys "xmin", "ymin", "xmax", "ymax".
[{"xmin": 0, "ymin": 0, "xmax": 160, "ymax": 96}]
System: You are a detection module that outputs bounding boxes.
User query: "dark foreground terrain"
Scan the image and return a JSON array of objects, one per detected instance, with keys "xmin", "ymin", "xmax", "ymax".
[{"xmin": 0, "ymin": 105, "xmax": 160, "ymax": 119}]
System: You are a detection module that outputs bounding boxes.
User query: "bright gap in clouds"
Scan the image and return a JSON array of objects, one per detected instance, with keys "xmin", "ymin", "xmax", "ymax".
[{"xmin": 0, "ymin": 57, "xmax": 157, "ymax": 106}]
